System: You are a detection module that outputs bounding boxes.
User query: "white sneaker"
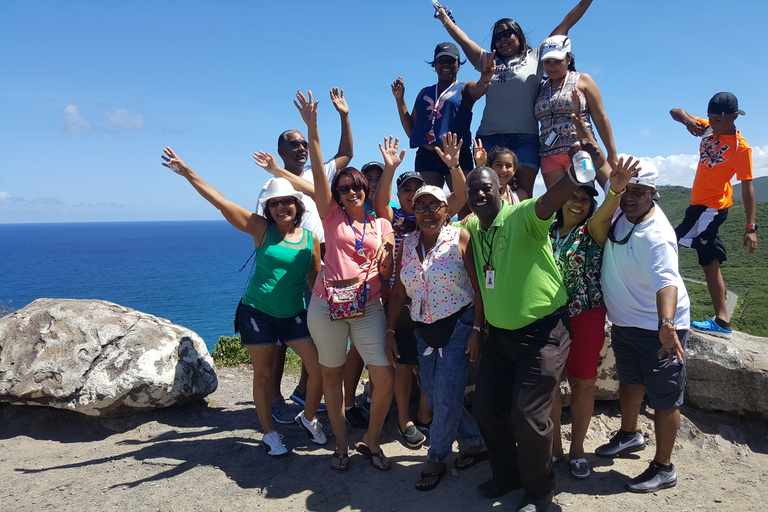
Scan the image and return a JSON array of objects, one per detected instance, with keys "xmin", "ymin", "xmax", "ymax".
[
  {"xmin": 262, "ymin": 430, "xmax": 288, "ymax": 457},
  {"xmin": 296, "ymin": 410, "xmax": 327, "ymax": 445}
]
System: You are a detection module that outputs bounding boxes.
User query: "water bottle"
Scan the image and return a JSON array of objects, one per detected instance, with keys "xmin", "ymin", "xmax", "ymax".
[{"xmin": 571, "ymin": 150, "xmax": 596, "ymax": 183}]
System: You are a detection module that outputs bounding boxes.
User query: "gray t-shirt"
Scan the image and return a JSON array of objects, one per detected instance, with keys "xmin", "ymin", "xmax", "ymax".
[{"xmin": 474, "ymin": 44, "xmax": 544, "ymax": 136}]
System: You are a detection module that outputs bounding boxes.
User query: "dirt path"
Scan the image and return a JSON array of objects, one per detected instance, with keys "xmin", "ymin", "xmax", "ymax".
[{"xmin": 1, "ymin": 366, "xmax": 766, "ymax": 512}]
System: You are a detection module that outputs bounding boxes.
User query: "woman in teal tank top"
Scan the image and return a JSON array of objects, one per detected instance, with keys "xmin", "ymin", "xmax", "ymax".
[{"xmin": 162, "ymin": 148, "xmax": 325, "ymax": 458}]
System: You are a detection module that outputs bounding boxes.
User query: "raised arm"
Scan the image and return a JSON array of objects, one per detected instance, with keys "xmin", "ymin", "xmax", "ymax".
[
  {"xmin": 253, "ymin": 151, "xmax": 316, "ymax": 198},
  {"xmin": 742, "ymin": 179, "xmax": 758, "ymax": 255},
  {"xmin": 295, "ymin": 90, "xmax": 333, "ymax": 219},
  {"xmin": 472, "ymin": 138, "xmax": 487, "ymax": 168},
  {"xmin": 434, "ymin": 132, "xmax": 468, "ymax": 215},
  {"xmin": 463, "ymin": 51, "xmax": 497, "ymax": 103},
  {"xmin": 535, "ymin": 139, "xmax": 599, "ymax": 220},
  {"xmin": 329, "ymin": 87, "xmax": 353, "ymax": 169},
  {"xmin": 161, "ymin": 147, "xmax": 266, "ymax": 238},
  {"xmin": 392, "ymin": 78, "xmax": 416, "ymax": 138},
  {"xmin": 550, "ymin": 0, "xmax": 593, "ymax": 36},
  {"xmin": 587, "ymin": 156, "xmax": 641, "ymax": 248},
  {"xmin": 578, "ymin": 74, "xmax": 618, "ymax": 170},
  {"xmin": 376, "ymin": 136, "xmax": 406, "ymax": 221},
  {"xmin": 434, "ymin": 7, "xmax": 483, "ymax": 66},
  {"xmin": 670, "ymin": 107, "xmax": 707, "ymax": 137}
]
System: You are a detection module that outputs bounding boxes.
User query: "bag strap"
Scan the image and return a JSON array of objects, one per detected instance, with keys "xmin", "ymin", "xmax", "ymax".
[{"xmin": 238, "ymin": 225, "xmax": 269, "ymax": 301}]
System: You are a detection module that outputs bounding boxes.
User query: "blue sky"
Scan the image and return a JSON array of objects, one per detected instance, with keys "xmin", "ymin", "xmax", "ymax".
[{"xmin": 1, "ymin": 0, "xmax": 766, "ymax": 223}]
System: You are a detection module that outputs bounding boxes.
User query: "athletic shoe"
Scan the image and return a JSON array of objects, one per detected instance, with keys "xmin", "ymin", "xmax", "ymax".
[
  {"xmin": 595, "ymin": 430, "xmax": 646, "ymax": 458},
  {"xmin": 345, "ymin": 405, "xmax": 369, "ymax": 429},
  {"xmin": 271, "ymin": 397, "xmax": 297, "ymax": 425},
  {"xmin": 516, "ymin": 490, "xmax": 554, "ymax": 512},
  {"xmin": 262, "ymin": 430, "xmax": 288, "ymax": 457},
  {"xmin": 398, "ymin": 424, "xmax": 426, "ymax": 449},
  {"xmin": 289, "ymin": 386, "xmax": 327, "ymax": 413},
  {"xmin": 626, "ymin": 461, "xmax": 677, "ymax": 493},
  {"xmin": 691, "ymin": 317, "xmax": 732, "ymax": 339},
  {"xmin": 295, "ymin": 410, "xmax": 327, "ymax": 445}
]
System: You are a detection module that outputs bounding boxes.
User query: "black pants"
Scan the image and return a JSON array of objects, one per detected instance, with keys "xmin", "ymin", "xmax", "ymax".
[{"xmin": 473, "ymin": 308, "xmax": 572, "ymax": 498}]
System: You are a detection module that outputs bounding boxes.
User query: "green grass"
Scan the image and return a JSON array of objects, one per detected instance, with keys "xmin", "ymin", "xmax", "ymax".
[
  {"xmin": 658, "ymin": 186, "xmax": 768, "ymax": 337},
  {"xmin": 211, "ymin": 335, "xmax": 303, "ymax": 372}
]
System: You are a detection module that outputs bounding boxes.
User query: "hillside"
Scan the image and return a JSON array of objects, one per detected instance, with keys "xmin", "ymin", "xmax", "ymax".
[
  {"xmin": 732, "ymin": 175, "xmax": 768, "ymax": 203},
  {"xmin": 657, "ymin": 185, "xmax": 768, "ymax": 336}
]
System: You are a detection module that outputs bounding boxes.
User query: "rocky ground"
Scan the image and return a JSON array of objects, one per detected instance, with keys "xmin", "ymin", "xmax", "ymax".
[{"xmin": 1, "ymin": 365, "xmax": 767, "ymax": 512}]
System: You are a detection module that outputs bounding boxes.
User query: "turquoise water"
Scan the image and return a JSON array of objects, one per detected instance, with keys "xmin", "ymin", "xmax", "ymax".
[{"xmin": 0, "ymin": 221, "xmax": 256, "ymax": 353}]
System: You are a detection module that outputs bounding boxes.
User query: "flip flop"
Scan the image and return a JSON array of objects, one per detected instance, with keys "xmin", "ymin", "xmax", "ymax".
[
  {"xmin": 329, "ymin": 452, "xmax": 349, "ymax": 472},
  {"xmin": 454, "ymin": 449, "xmax": 489, "ymax": 470},
  {"xmin": 569, "ymin": 457, "xmax": 591, "ymax": 479},
  {"xmin": 355, "ymin": 442, "xmax": 391, "ymax": 471},
  {"xmin": 415, "ymin": 464, "xmax": 447, "ymax": 491},
  {"xmin": 552, "ymin": 455, "xmax": 565, "ymax": 465}
]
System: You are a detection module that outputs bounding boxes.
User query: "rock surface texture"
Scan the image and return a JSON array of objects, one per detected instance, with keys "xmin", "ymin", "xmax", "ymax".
[{"xmin": 0, "ymin": 298, "xmax": 218, "ymax": 417}]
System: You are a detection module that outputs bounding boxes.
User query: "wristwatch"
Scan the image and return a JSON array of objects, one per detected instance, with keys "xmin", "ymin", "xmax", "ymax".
[
  {"xmin": 746, "ymin": 223, "xmax": 758, "ymax": 232},
  {"xmin": 658, "ymin": 318, "xmax": 676, "ymax": 330}
]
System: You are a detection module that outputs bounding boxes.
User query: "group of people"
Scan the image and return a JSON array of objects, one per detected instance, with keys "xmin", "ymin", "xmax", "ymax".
[{"xmin": 161, "ymin": 1, "xmax": 757, "ymax": 511}]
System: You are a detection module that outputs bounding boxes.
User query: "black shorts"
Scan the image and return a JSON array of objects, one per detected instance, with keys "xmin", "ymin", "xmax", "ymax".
[
  {"xmin": 414, "ymin": 146, "xmax": 474, "ymax": 183},
  {"xmin": 675, "ymin": 204, "xmax": 728, "ymax": 266}
]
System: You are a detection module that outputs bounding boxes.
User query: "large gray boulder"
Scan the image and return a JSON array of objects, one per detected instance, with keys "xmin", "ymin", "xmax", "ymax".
[{"xmin": 0, "ymin": 298, "xmax": 218, "ymax": 417}]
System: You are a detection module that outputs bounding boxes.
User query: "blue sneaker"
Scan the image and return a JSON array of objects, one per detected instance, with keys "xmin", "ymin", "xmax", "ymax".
[
  {"xmin": 289, "ymin": 386, "xmax": 327, "ymax": 413},
  {"xmin": 271, "ymin": 397, "xmax": 298, "ymax": 425},
  {"xmin": 690, "ymin": 317, "xmax": 732, "ymax": 339}
]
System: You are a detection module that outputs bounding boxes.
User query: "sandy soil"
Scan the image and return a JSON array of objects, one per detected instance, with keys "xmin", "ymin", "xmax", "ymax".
[{"xmin": 1, "ymin": 366, "xmax": 767, "ymax": 512}]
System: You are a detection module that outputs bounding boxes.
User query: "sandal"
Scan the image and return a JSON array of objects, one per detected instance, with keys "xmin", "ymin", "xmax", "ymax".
[
  {"xmin": 569, "ymin": 457, "xmax": 591, "ymax": 479},
  {"xmin": 329, "ymin": 452, "xmax": 349, "ymax": 472},
  {"xmin": 454, "ymin": 449, "xmax": 488, "ymax": 470},
  {"xmin": 355, "ymin": 442, "xmax": 391, "ymax": 471},
  {"xmin": 415, "ymin": 464, "xmax": 447, "ymax": 492}
]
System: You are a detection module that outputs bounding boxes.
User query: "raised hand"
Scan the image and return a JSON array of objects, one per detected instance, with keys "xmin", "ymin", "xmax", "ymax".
[
  {"xmin": 472, "ymin": 138, "xmax": 487, "ymax": 168},
  {"xmin": 161, "ymin": 147, "xmax": 191, "ymax": 176},
  {"xmin": 479, "ymin": 50, "xmax": 496, "ymax": 82},
  {"xmin": 435, "ymin": 131, "xmax": 463, "ymax": 168},
  {"xmin": 252, "ymin": 151, "xmax": 280, "ymax": 175},
  {"xmin": 329, "ymin": 87, "xmax": 349, "ymax": 115},
  {"xmin": 378, "ymin": 136, "xmax": 406, "ymax": 170},
  {"xmin": 391, "ymin": 77, "xmax": 405, "ymax": 102},
  {"xmin": 294, "ymin": 90, "xmax": 318, "ymax": 126},
  {"xmin": 610, "ymin": 155, "xmax": 641, "ymax": 193}
]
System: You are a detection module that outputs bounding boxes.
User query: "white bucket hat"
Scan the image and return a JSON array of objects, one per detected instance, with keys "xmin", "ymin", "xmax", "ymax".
[{"xmin": 258, "ymin": 177, "xmax": 304, "ymax": 206}]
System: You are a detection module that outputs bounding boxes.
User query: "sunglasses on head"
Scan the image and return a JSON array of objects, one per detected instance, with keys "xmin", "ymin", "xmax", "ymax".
[
  {"xmin": 413, "ymin": 202, "xmax": 446, "ymax": 213},
  {"xmin": 337, "ymin": 184, "xmax": 364, "ymax": 194},
  {"xmin": 267, "ymin": 197, "xmax": 295, "ymax": 209},
  {"xmin": 493, "ymin": 27, "xmax": 517, "ymax": 43},
  {"xmin": 288, "ymin": 140, "xmax": 308, "ymax": 149}
]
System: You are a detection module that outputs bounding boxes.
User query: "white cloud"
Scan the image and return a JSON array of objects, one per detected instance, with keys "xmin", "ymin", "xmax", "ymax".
[
  {"xmin": 73, "ymin": 200, "xmax": 126, "ymax": 208},
  {"xmin": 640, "ymin": 128, "xmax": 652, "ymax": 136},
  {"xmin": 0, "ymin": 192, "xmax": 65, "ymax": 206},
  {"xmin": 63, "ymin": 104, "xmax": 92, "ymax": 133},
  {"xmin": 105, "ymin": 108, "xmax": 145, "ymax": 131}
]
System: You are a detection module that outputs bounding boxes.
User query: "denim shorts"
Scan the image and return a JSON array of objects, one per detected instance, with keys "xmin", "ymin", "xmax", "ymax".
[
  {"xmin": 611, "ymin": 324, "xmax": 688, "ymax": 410},
  {"xmin": 475, "ymin": 133, "xmax": 540, "ymax": 170},
  {"xmin": 236, "ymin": 302, "xmax": 311, "ymax": 346}
]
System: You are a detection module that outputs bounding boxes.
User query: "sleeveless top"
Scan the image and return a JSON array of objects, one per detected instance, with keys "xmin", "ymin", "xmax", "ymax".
[
  {"xmin": 534, "ymin": 71, "xmax": 594, "ymax": 158},
  {"xmin": 400, "ymin": 224, "xmax": 474, "ymax": 323},
  {"xmin": 242, "ymin": 224, "xmax": 313, "ymax": 318},
  {"xmin": 410, "ymin": 81, "xmax": 472, "ymax": 148},
  {"xmin": 549, "ymin": 220, "xmax": 603, "ymax": 318}
]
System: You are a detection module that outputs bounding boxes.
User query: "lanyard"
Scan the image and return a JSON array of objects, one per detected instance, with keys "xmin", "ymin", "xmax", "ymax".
[
  {"xmin": 480, "ymin": 226, "xmax": 498, "ymax": 270},
  {"xmin": 429, "ymin": 79, "xmax": 459, "ymax": 137},
  {"xmin": 552, "ymin": 224, "xmax": 575, "ymax": 261},
  {"xmin": 346, "ymin": 213, "xmax": 368, "ymax": 259}
]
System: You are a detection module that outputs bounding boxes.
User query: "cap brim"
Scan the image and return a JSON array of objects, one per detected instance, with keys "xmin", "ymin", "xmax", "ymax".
[{"xmin": 541, "ymin": 50, "xmax": 568, "ymax": 61}]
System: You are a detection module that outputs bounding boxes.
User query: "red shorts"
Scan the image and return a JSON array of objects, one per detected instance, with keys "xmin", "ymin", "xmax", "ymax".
[{"xmin": 565, "ymin": 305, "xmax": 607, "ymax": 380}]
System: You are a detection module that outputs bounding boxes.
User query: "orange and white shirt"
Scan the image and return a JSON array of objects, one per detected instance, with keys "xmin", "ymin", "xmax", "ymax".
[{"xmin": 691, "ymin": 117, "xmax": 752, "ymax": 210}]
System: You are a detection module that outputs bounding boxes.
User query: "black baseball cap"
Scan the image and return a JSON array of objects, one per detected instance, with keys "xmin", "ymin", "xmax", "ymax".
[
  {"xmin": 707, "ymin": 92, "xmax": 745, "ymax": 116},
  {"xmin": 434, "ymin": 42, "xmax": 460, "ymax": 61},
  {"xmin": 396, "ymin": 171, "xmax": 425, "ymax": 190}
]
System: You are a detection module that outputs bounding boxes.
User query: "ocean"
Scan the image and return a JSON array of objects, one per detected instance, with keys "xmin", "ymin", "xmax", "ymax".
[{"xmin": 0, "ymin": 221, "xmax": 257, "ymax": 354}]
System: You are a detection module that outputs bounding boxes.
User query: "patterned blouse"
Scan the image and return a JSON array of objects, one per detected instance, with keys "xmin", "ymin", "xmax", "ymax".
[
  {"xmin": 549, "ymin": 220, "xmax": 604, "ymax": 317},
  {"xmin": 400, "ymin": 224, "xmax": 474, "ymax": 323}
]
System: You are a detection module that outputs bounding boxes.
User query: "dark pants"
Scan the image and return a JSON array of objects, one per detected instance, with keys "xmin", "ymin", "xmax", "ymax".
[{"xmin": 473, "ymin": 308, "xmax": 572, "ymax": 498}]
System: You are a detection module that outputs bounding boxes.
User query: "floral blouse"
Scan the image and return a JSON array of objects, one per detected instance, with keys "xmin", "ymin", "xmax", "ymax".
[{"xmin": 549, "ymin": 220, "xmax": 604, "ymax": 317}]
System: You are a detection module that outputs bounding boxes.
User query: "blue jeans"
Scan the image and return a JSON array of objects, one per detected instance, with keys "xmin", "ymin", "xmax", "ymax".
[
  {"xmin": 476, "ymin": 133, "xmax": 540, "ymax": 170},
  {"xmin": 415, "ymin": 306, "xmax": 484, "ymax": 463}
]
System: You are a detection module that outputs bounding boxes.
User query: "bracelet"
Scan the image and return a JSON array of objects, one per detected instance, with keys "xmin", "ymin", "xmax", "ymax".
[
  {"xmin": 480, "ymin": 80, "xmax": 491, "ymax": 88},
  {"xmin": 566, "ymin": 165, "xmax": 580, "ymax": 186},
  {"xmin": 471, "ymin": 326, "xmax": 482, "ymax": 332},
  {"xmin": 385, "ymin": 329, "xmax": 396, "ymax": 336},
  {"xmin": 448, "ymin": 164, "xmax": 461, "ymax": 171},
  {"xmin": 608, "ymin": 187, "xmax": 625, "ymax": 197}
]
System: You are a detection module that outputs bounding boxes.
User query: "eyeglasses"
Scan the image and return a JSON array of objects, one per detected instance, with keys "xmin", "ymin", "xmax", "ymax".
[
  {"xmin": 267, "ymin": 197, "xmax": 295, "ymax": 209},
  {"xmin": 337, "ymin": 184, "xmax": 364, "ymax": 194},
  {"xmin": 493, "ymin": 27, "xmax": 517, "ymax": 43},
  {"xmin": 413, "ymin": 202, "xmax": 446, "ymax": 213},
  {"xmin": 288, "ymin": 140, "xmax": 308, "ymax": 149},
  {"xmin": 398, "ymin": 187, "xmax": 419, "ymax": 194}
]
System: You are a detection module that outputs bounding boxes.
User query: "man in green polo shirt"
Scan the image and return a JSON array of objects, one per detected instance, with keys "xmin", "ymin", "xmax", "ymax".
[{"xmin": 463, "ymin": 142, "xmax": 598, "ymax": 512}]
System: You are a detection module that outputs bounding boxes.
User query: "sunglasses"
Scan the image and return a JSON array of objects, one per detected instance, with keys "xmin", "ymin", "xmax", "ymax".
[
  {"xmin": 337, "ymin": 184, "xmax": 364, "ymax": 194},
  {"xmin": 413, "ymin": 202, "xmax": 446, "ymax": 213},
  {"xmin": 493, "ymin": 27, "xmax": 517, "ymax": 43},
  {"xmin": 398, "ymin": 187, "xmax": 419, "ymax": 194},
  {"xmin": 288, "ymin": 140, "xmax": 308, "ymax": 149},
  {"xmin": 267, "ymin": 197, "xmax": 295, "ymax": 209}
]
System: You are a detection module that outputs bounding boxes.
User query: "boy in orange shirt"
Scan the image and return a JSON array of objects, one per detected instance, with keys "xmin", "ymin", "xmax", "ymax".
[{"xmin": 670, "ymin": 92, "xmax": 758, "ymax": 339}]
